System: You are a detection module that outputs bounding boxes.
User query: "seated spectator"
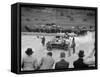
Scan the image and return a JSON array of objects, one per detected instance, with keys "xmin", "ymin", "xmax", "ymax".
[
  {"xmin": 39, "ymin": 52, "xmax": 54, "ymax": 70},
  {"xmin": 21, "ymin": 48, "xmax": 38, "ymax": 71},
  {"xmin": 55, "ymin": 52, "xmax": 69, "ymax": 69},
  {"xmin": 73, "ymin": 50, "xmax": 88, "ymax": 69}
]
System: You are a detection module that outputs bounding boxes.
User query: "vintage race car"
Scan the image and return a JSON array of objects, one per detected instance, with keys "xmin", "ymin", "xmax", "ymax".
[{"xmin": 46, "ymin": 35, "xmax": 71, "ymax": 51}]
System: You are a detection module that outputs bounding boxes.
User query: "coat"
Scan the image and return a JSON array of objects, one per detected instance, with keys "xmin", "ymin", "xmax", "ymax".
[
  {"xmin": 73, "ymin": 58, "xmax": 88, "ymax": 69},
  {"xmin": 55, "ymin": 59, "xmax": 69, "ymax": 69}
]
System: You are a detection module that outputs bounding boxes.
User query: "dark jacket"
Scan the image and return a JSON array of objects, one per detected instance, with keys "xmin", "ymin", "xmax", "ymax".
[
  {"xmin": 73, "ymin": 58, "xmax": 88, "ymax": 69},
  {"xmin": 55, "ymin": 59, "xmax": 69, "ymax": 69}
]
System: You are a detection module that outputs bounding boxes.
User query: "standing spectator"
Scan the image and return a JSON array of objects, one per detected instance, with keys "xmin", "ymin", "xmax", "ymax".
[
  {"xmin": 92, "ymin": 41, "xmax": 96, "ymax": 56},
  {"xmin": 72, "ymin": 37, "xmax": 76, "ymax": 54},
  {"xmin": 39, "ymin": 52, "xmax": 54, "ymax": 70},
  {"xmin": 41, "ymin": 36, "xmax": 45, "ymax": 46},
  {"xmin": 73, "ymin": 50, "xmax": 88, "ymax": 69},
  {"xmin": 55, "ymin": 52, "xmax": 69, "ymax": 69},
  {"xmin": 21, "ymin": 48, "xmax": 38, "ymax": 71}
]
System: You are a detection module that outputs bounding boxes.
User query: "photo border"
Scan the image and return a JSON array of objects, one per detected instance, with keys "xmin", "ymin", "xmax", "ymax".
[{"xmin": 16, "ymin": 2, "xmax": 98, "ymax": 74}]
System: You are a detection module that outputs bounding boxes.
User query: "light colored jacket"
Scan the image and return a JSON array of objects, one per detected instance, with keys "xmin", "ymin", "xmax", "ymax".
[
  {"xmin": 39, "ymin": 56, "xmax": 54, "ymax": 70},
  {"xmin": 22, "ymin": 56, "xmax": 38, "ymax": 71}
]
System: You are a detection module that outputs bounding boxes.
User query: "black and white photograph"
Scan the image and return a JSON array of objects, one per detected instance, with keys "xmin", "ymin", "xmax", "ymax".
[{"xmin": 21, "ymin": 4, "xmax": 97, "ymax": 72}]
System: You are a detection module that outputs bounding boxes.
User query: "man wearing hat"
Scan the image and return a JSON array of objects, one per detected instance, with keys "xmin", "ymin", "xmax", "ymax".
[
  {"xmin": 21, "ymin": 48, "xmax": 38, "ymax": 71},
  {"xmin": 73, "ymin": 50, "xmax": 89, "ymax": 69}
]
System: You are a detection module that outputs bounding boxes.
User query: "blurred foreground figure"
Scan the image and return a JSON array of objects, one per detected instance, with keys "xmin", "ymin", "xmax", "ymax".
[
  {"xmin": 39, "ymin": 52, "xmax": 54, "ymax": 70},
  {"xmin": 55, "ymin": 52, "xmax": 69, "ymax": 69},
  {"xmin": 21, "ymin": 48, "xmax": 38, "ymax": 71},
  {"xmin": 73, "ymin": 50, "xmax": 88, "ymax": 69}
]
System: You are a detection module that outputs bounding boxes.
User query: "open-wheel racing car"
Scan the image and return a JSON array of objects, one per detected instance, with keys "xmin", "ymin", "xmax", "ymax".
[{"xmin": 46, "ymin": 35, "xmax": 72, "ymax": 51}]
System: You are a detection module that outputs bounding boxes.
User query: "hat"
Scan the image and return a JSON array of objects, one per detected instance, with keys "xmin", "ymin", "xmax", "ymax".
[
  {"xmin": 78, "ymin": 50, "xmax": 84, "ymax": 57},
  {"xmin": 25, "ymin": 48, "xmax": 34, "ymax": 56}
]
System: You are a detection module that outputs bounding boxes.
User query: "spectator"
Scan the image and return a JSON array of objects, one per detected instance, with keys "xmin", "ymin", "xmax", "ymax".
[
  {"xmin": 39, "ymin": 52, "xmax": 54, "ymax": 70},
  {"xmin": 72, "ymin": 37, "xmax": 76, "ymax": 54},
  {"xmin": 21, "ymin": 48, "xmax": 38, "ymax": 71},
  {"xmin": 73, "ymin": 50, "xmax": 88, "ymax": 69},
  {"xmin": 55, "ymin": 52, "xmax": 69, "ymax": 69},
  {"xmin": 41, "ymin": 36, "xmax": 45, "ymax": 46}
]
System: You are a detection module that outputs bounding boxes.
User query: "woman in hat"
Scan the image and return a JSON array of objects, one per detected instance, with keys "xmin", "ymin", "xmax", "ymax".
[{"xmin": 21, "ymin": 48, "xmax": 38, "ymax": 71}]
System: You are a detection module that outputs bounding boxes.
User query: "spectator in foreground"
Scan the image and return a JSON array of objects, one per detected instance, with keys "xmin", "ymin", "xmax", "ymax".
[
  {"xmin": 21, "ymin": 48, "xmax": 38, "ymax": 71},
  {"xmin": 39, "ymin": 52, "xmax": 54, "ymax": 70},
  {"xmin": 73, "ymin": 50, "xmax": 88, "ymax": 69},
  {"xmin": 55, "ymin": 52, "xmax": 69, "ymax": 69}
]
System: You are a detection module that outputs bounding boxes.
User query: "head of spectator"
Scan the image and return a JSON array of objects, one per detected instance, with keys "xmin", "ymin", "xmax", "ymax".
[
  {"xmin": 78, "ymin": 50, "xmax": 85, "ymax": 58},
  {"xmin": 60, "ymin": 52, "xmax": 66, "ymax": 58},
  {"xmin": 25, "ymin": 48, "xmax": 34, "ymax": 56},
  {"xmin": 47, "ymin": 52, "xmax": 52, "ymax": 57}
]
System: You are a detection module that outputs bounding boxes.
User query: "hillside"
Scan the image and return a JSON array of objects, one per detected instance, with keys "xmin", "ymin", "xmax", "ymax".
[{"xmin": 21, "ymin": 6, "xmax": 95, "ymax": 32}]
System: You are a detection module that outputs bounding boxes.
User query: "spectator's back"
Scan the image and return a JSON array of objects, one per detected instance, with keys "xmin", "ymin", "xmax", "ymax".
[
  {"xmin": 40, "ymin": 56, "xmax": 54, "ymax": 70},
  {"xmin": 55, "ymin": 59, "xmax": 69, "ymax": 69},
  {"xmin": 73, "ymin": 58, "xmax": 88, "ymax": 68}
]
